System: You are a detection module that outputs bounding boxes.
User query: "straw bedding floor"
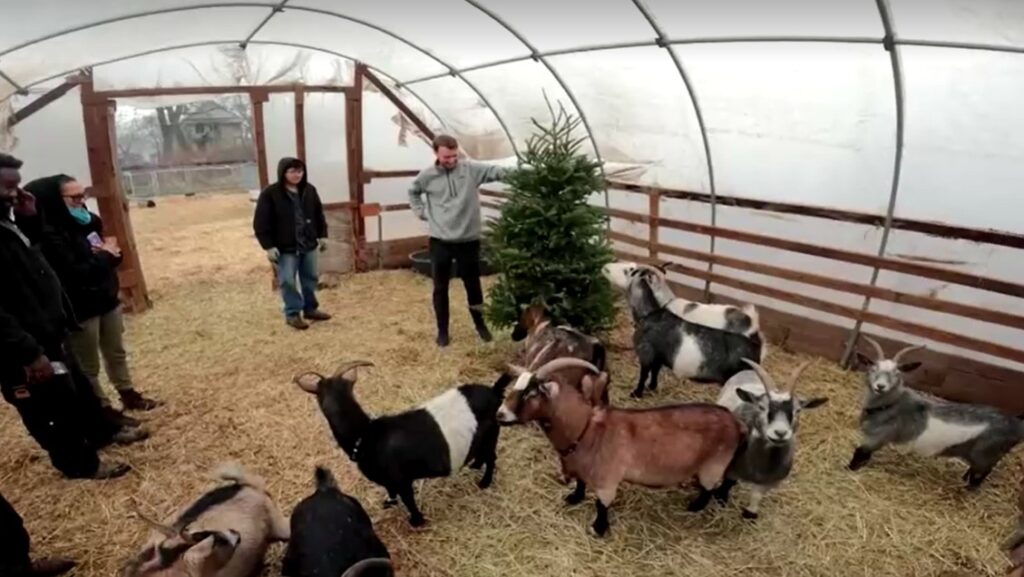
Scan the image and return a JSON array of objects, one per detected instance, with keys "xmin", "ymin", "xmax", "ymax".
[{"xmin": 1, "ymin": 193, "xmax": 1020, "ymax": 577}]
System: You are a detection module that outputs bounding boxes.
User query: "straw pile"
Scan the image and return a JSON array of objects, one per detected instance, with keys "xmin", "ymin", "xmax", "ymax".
[{"xmin": 0, "ymin": 193, "xmax": 1019, "ymax": 577}]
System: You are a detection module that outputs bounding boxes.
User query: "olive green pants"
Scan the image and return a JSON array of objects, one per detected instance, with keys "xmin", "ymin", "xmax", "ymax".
[{"xmin": 68, "ymin": 307, "xmax": 133, "ymax": 407}]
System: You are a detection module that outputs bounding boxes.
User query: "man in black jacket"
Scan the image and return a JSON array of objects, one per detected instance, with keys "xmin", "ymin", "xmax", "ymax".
[
  {"xmin": 253, "ymin": 157, "xmax": 331, "ymax": 330},
  {"xmin": 0, "ymin": 152, "xmax": 137, "ymax": 480}
]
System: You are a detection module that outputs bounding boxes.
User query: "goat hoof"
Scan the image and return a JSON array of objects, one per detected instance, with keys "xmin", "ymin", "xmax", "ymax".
[
  {"xmin": 477, "ymin": 476, "xmax": 493, "ymax": 490},
  {"xmin": 589, "ymin": 522, "xmax": 609, "ymax": 538},
  {"xmin": 409, "ymin": 515, "xmax": 428, "ymax": 528},
  {"xmin": 629, "ymin": 390, "xmax": 643, "ymax": 399},
  {"xmin": 382, "ymin": 498, "xmax": 398, "ymax": 509},
  {"xmin": 565, "ymin": 492, "xmax": 585, "ymax": 506},
  {"xmin": 741, "ymin": 509, "xmax": 759, "ymax": 520}
]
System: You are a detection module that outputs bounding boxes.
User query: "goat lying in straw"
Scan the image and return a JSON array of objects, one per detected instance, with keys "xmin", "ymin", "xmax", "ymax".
[{"xmin": 497, "ymin": 358, "xmax": 744, "ymax": 537}]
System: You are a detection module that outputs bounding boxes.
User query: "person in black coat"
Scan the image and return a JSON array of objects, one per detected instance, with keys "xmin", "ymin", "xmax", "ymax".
[
  {"xmin": 23, "ymin": 174, "xmax": 161, "ymax": 414},
  {"xmin": 0, "ymin": 492, "xmax": 75, "ymax": 577},
  {"xmin": 253, "ymin": 157, "xmax": 331, "ymax": 330},
  {"xmin": 0, "ymin": 152, "xmax": 141, "ymax": 480}
]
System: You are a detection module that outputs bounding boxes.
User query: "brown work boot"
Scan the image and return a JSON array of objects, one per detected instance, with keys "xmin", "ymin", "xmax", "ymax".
[
  {"xmin": 112, "ymin": 427, "xmax": 150, "ymax": 446},
  {"xmin": 91, "ymin": 461, "xmax": 131, "ymax": 480},
  {"xmin": 303, "ymin": 309, "xmax": 332, "ymax": 322},
  {"xmin": 286, "ymin": 316, "xmax": 309, "ymax": 330},
  {"xmin": 102, "ymin": 405, "xmax": 141, "ymax": 428},
  {"xmin": 29, "ymin": 557, "xmax": 76, "ymax": 577},
  {"xmin": 119, "ymin": 389, "xmax": 162, "ymax": 411}
]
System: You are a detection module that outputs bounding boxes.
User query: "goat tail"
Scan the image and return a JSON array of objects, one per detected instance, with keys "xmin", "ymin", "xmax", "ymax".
[
  {"xmin": 491, "ymin": 373, "xmax": 514, "ymax": 398},
  {"xmin": 211, "ymin": 461, "xmax": 267, "ymax": 493},
  {"xmin": 315, "ymin": 466, "xmax": 338, "ymax": 492}
]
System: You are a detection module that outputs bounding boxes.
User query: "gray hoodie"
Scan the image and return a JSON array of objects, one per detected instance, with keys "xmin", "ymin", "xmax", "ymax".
[{"xmin": 408, "ymin": 159, "xmax": 510, "ymax": 242}]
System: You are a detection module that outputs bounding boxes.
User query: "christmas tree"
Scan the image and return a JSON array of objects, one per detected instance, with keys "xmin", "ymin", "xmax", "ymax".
[{"xmin": 484, "ymin": 104, "xmax": 617, "ymax": 334}]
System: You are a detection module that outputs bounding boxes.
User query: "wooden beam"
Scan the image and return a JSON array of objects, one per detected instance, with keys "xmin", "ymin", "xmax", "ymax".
[
  {"xmin": 294, "ymin": 85, "xmax": 306, "ymax": 161},
  {"xmin": 608, "ymin": 229, "xmax": 1024, "ymax": 331},
  {"xmin": 648, "ymin": 191, "xmax": 660, "ymax": 261},
  {"xmin": 9, "ymin": 74, "xmax": 84, "ymax": 127},
  {"xmin": 362, "ymin": 68, "xmax": 436, "ymax": 142},
  {"xmin": 90, "ymin": 84, "xmax": 349, "ymax": 99},
  {"xmin": 608, "ymin": 180, "xmax": 1024, "ymax": 251},
  {"xmin": 80, "ymin": 78, "xmax": 149, "ymax": 313},
  {"xmin": 363, "ymin": 169, "xmax": 420, "ymax": 183},
  {"xmin": 347, "ymin": 64, "xmax": 367, "ymax": 271},
  {"xmin": 251, "ymin": 90, "xmax": 269, "ymax": 190}
]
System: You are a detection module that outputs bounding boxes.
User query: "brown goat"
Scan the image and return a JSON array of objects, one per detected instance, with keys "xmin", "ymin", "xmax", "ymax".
[{"xmin": 497, "ymin": 358, "xmax": 744, "ymax": 537}]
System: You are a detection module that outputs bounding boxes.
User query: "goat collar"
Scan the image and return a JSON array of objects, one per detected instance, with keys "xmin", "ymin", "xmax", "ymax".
[
  {"xmin": 863, "ymin": 400, "xmax": 898, "ymax": 417},
  {"xmin": 557, "ymin": 415, "xmax": 593, "ymax": 457}
]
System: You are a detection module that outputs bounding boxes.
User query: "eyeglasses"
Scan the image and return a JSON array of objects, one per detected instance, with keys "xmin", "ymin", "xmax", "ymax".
[{"xmin": 63, "ymin": 194, "xmax": 86, "ymax": 201}]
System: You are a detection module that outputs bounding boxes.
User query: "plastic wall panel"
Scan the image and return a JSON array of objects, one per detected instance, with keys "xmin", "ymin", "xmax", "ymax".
[
  {"xmin": 409, "ymin": 77, "xmax": 513, "ymax": 160},
  {"xmin": 258, "ymin": 10, "xmax": 445, "ymax": 82},
  {"xmin": 0, "ymin": 8, "xmax": 268, "ymax": 88},
  {"xmin": 262, "ymin": 93, "xmax": 297, "ymax": 187},
  {"xmin": 364, "ymin": 178, "xmax": 423, "ymax": 242},
  {"xmin": 363, "ymin": 92, "xmax": 433, "ymax": 172},
  {"xmin": 463, "ymin": 60, "xmax": 586, "ymax": 156},
  {"xmin": 897, "ymin": 47, "xmax": 1024, "ymax": 232},
  {"xmin": 677, "ymin": 43, "xmax": 896, "ymax": 212},
  {"xmin": 0, "ymin": 76, "xmax": 15, "ymax": 103},
  {"xmin": 290, "ymin": 0, "xmax": 525, "ymax": 69},
  {"xmin": 8, "ymin": 87, "xmax": 92, "ymax": 188},
  {"xmin": 303, "ymin": 93, "xmax": 348, "ymax": 204},
  {"xmin": 645, "ymin": 0, "xmax": 882, "ymax": 39},
  {"xmin": 891, "ymin": 0, "xmax": 1024, "ymax": 50},
  {"xmin": 864, "ymin": 233, "xmax": 1024, "ymax": 372},
  {"xmin": 473, "ymin": 0, "xmax": 653, "ymax": 52},
  {"xmin": 548, "ymin": 47, "xmax": 708, "ymax": 191},
  {"xmin": 94, "ymin": 44, "xmax": 354, "ymax": 91}
]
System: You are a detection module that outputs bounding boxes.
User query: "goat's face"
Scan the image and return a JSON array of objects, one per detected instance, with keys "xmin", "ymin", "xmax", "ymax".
[
  {"xmin": 512, "ymin": 304, "xmax": 547, "ymax": 342},
  {"xmin": 855, "ymin": 355, "xmax": 921, "ymax": 396},
  {"xmin": 602, "ymin": 262, "xmax": 637, "ymax": 291},
  {"xmin": 123, "ymin": 529, "xmax": 241, "ymax": 577},
  {"xmin": 497, "ymin": 374, "xmax": 559, "ymax": 426},
  {"xmin": 736, "ymin": 388, "xmax": 828, "ymax": 445}
]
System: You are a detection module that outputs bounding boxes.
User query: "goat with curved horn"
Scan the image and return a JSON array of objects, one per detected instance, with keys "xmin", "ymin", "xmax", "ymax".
[
  {"xmin": 893, "ymin": 344, "xmax": 926, "ymax": 364},
  {"xmin": 534, "ymin": 358, "xmax": 600, "ymax": 380},
  {"xmin": 860, "ymin": 335, "xmax": 886, "ymax": 362},
  {"xmin": 333, "ymin": 360, "xmax": 376, "ymax": 379},
  {"xmin": 785, "ymin": 361, "xmax": 814, "ymax": 394},
  {"xmin": 741, "ymin": 358, "xmax": 778, "ymax": 392}
]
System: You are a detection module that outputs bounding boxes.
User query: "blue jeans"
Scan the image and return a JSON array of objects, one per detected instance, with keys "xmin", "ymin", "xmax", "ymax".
[{"xmin": 275, "ymin": 250, "xmax": 320, "ymax": 319}]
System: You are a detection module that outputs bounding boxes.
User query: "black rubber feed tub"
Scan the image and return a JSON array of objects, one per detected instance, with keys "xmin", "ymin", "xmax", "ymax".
[{"xmin": 410, "ymin": 249, "xmax": 495, "ymax": 278}]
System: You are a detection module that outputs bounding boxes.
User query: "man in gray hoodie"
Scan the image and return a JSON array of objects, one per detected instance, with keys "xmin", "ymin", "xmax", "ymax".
[{"xmin": 408, "ymin": 134, "xmax": 511, "ymax": 347}]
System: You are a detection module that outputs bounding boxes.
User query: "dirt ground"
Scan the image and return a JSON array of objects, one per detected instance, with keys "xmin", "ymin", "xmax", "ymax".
[{"xmin": 0, "ymin": 193, "xmax": 1019, "ymax": 577}]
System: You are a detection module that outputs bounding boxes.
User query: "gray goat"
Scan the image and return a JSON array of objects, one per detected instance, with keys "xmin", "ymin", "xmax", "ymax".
[
  {"xmin": 848, "ymin": 336, "xmax": 1024, "ymax": 488},
  {"xmin": 625, "ymin": 267, "xmax": 763, "ymax": 398},
  {"xmin": 713, "ymin": 359, "xmax": 828, "ymax": 519}
]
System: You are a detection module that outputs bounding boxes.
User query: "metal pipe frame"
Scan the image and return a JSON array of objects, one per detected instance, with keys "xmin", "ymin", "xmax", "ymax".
[
  {"xmin": 0, "ymin": 68, "xmax": 27, "ymax": 95},
  {"xmin": 461, "ymin": 0, "xmax": 609, "ymax": 218},
  {"xmin": 629, "ymin": 0, "xmax": 719, "ymax": 297},
  {"xmin": 840, "ymin": 0, "xmax": 907, "ymax": 367},
  {"xmin": 240, "ymin": 0, "xmax": 290, "ymax": 49}
]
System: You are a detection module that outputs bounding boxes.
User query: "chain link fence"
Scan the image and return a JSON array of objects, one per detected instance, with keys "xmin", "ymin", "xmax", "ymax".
[{"xmin": 121, "ymin": 162, "xmax": 259, "ymax": 199}]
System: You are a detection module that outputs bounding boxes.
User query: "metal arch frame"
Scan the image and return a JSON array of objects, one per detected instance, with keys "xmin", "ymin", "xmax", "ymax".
[
  {"xmin": 240, "ymin": 0, "xmax": 290, "ymax": 49},
  {"xmin": 0, "ymin": 68, "xmax": 26, "ymax": 95},
  {"xmin": 0, "ymin": 39, "xmax": 452, "ymax": 139},
  {"xmin": 840, "ymin": 0, "xmax": 907, "ymax": 367},
  {"xmin": 0, "ymin": 3, "xmax": 520, "ymax": 157},
  {"xmin": 629, "ymin": 0, "xmax": 718, "ymax": 297},
  {"xmin": 459, "ymin": 0, "xmax": 610, "ymax": 219}
]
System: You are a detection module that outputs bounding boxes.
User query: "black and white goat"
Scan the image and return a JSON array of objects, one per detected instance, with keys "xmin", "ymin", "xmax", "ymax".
[
  {"xmin": 713, "ymin": 359, "xmax": 828, "ymax": 519},
  {"xmin": 624, "ymin": 266, "xmax": 764, "ymax": 398},
  {"xmin": 283, "ymin": 466, "xmax": 393, "ymax": 577},
  {"xmin": 848, "ymin": 337, "xmax": 1024, "ymax": 488},
  {"xmin": 122, "ymin": 463, "xmax": 290, "ymax": 577},
  {"xmin": 295, "ymin": 360, "xmax": 512, "ymax": 527},
  {"xmin": 603, "ymin": 261, "xmax": 761, "ymax": 338}
]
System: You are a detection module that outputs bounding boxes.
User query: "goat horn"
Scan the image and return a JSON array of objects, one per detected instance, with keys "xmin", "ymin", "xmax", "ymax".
[
  {"xmin": 860, "ymin": 335, "xmax": 885, "ymax": 362},
  {"xmin": 341, "ymin": 558, "xmax": 393, "ymax": 577},
  {"xmin": 785, "ymin": 360, "xmax": 814, "ymax": 394},
  {"xmin": 525, "ymin": 341, "xmax": 556, "ymax": 371},
  {"xmin": 132, "ymin": 508, "xmax": 177, "ymax": 538},
  {"xmin": 741, "ymin": 358, "xmax": 778, "ymax": 392},
  {"xmin": 634, "ymin": 263, "xmax": 666, "ymax": 280},
  {"xmin": 332, "ymin": 360, "xmax": 375, "ymax": 379},
  {"xmin": 506, "ymin": 363, "xmax": 529, "ymax": 376},
  {"xmin": 534, "ymin": 358, "xmax": 600, "ymax": 380},
  {"xmin": 893, "ymin": 344, "xmax": 926, "ymax": 363}
]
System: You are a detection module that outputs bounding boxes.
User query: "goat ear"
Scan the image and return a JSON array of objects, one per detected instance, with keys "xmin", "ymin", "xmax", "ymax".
[
  {"xmin": 539, "ymin": 381, "xmax": 560, "ymax": 398},
  {"xmin": 853, "ymin": 352, "xmax": 873, "ymax": 369},
  {"xmin": 735, "ymin": 388, "xmax": 762, "ymax": 405},
  {"xmin": 899, "ymin": 361, "xmax": 922, "ymax": 373},
  {"xmin": 294, "ymin": 372, "xmax": 323, "ymax": 394},
  {"xmin": 800, "ymin": 396, "xmax": 829, "ymax": 410}
]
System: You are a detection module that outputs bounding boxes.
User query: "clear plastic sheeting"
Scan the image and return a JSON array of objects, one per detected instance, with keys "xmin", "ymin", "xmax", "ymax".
[
  {"xmin": 410, "ymin": 76, "xmax": 513, "ymax": 160},
  {"xmin": 303, "ymin": 93, "xmax": 348, "ymax": 203},
  {"xmin": 290, "ymin": 0, "xmax": 526, "ymax": 69},
  {"xmin": 549, "ymin": 47, "xmax": 707, "ymax": 190},
  {"xmin": 891, "ymin": 0, "xmax": 1024, "ymax": 50},
  {"xmin": 644, "ymin": 0, "xmax": 883, "ymax": 40},
  {"xmin": 262, "ymin": 92, "xmax": 298, "ymax": 187},
  {"xmin": 473, "ymin": 0, "xmax": 654, "ymax": 53},
  {"xmin": 679, "ymin": 43, "xmax": 897, "ymax": 211},
  {"xmin": 6, "ymin": 87, "xmax": 92, "ymax": 187},
  {"xmin": 363, "ymin": 92, "xmax": 433, "ymax": 172},
  {"xmin": 94, "ymin": 44, "xmax": 354, "ymax": 91},
  {"xmin": 0, "ymin": 8, "xmax": 270, "ymax": 89},
  {"xmin": 258, "ymin": 9, "xmax": 446, "ymax": 83},
  {"xmin": 897, "ymin": 47, "xmax": 1024, "ymax": 232}
]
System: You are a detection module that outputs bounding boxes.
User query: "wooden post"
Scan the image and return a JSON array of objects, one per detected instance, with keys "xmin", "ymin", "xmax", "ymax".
[
  {"xmin": 347, "ymin": 63, "xmax": 367, "ymax": 271},
  {"xmin": 80, "ymin": 78, "xmax": 149, "ymax": 312},
  {"xmin": 649, "ymin": 191, "xmax": 660, "ymax": 261},
  {"xmin": 294, "ymin": 85, "xmax": 306, "ymax": 161},
  {"xmin": 251, "ymin": 90, "xmax": 269, "ymax": 190}
]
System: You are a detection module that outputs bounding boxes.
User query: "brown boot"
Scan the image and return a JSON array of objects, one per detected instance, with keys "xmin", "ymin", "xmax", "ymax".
[
  {"xmin": 119, "ymin": 389, "xmax": 162, "ymax": 411},
  {"xmin": 102, "ymin": 405, "xmax": 141, "ymax": 428},
  {"xmin": 29, "ymin": 557, "xmax": 76, "ymax": 577},
  {"xmin": 286, "ymin": 316, "xmax": 309, "ymax": 330},
  {"xmin": 303, "ymin": 309, "xmax": 332, "ymax": 321}
]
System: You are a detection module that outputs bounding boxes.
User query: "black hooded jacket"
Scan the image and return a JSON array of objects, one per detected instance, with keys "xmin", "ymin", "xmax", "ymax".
[
  {"xmin": 22, "ymin": 175, "xmax": 122, "ymax": 322},
  {"xmin": 253, "ymin": 158, "xmax": 327, "ymax": 253}
]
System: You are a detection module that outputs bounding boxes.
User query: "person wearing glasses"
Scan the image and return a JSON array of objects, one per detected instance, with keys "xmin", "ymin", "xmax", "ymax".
[{"xmin": 22, "ymin": 174, "xmax": 161, "ymax": 420}]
